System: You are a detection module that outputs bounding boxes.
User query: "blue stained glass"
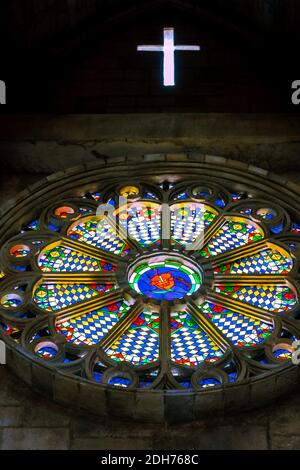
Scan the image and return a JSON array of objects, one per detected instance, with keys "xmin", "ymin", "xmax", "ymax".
[
  {"xmin": 231, "ymin": 193, "xmax": 243, "ymax": 201},
  {"xmin": 1, "ymin": 294, "xmax": 23, "ymax": 308},
  {"xmin": 139, "ymin": 267, "xmax": 192, "ymax": 300},
  {"xmin": 68, "ymin": 218, "xmax": 130, "ymax": 256},
  {"xmin": 31, "ymin": 332, "xmax": 42, "ymax": 342},
  {"xmin": 171, "ymin": 203, "xmax": 216, "ymax": 246},
  {"xmin": 196, "ymin": 190, "xmax": 210, "ymax": 198},
  {"xmin": 93, "ymin": 371, "xmax": 103, "ymax": 383},
  {"xmin": 239, "ymin": 208, "xmax": 253, "ymax": 215},
  {"xmin": 88, "ymin": 192, "xmax": 101, "ymax": 202},
  {"xmin": 214, "ymin": 198, "xmax": 226, "ymax": 208},
  {"xmin": 144, "ymin": 191, "xmax": 157, "ymax": 200},
  {"xmin": 180, "ymin": 381, "xmax": 193, "ymax": 389},
  {"xmin": 48, "ymin": 223, "xmax": 60, "ymax": 232},
  {"xmin": 79, "ymin": 207, "xmax": 93, "ymax": 214},
  {"xmin": 119, "ymin": 203, "xmax": 161, "ymax": 247},
  {"xmin": 199, "ymin": 301, "xmax": 273, "ymax": 347},
  {"xmin": 13, "ymin": 266, "xmax": 27, "ymax": 272},
  {"xmin": 175, "ymin": 192, "xmax": 188, "ymax": 200},
  {"xmin": 214, "ymin": 285, "xmax": 297, "ymax": 312},
  {"xmin": 171, "ymin": 310, "xmax": 224, "ymax": 366},
  {"xmin": 292, "ymin": 223, "xmax": 300, "ymax": 233},
  {"xmin": 36, "ymin": 346, "xmax": 57, "ymax": 358},
  {"xmin": 273, "ymin": 349, "xmax": 292, "ymax": 361},
  {"xmin": 33, "ymin": 283, "xmax": 114, "ymax": 311},
  {"xmin": 214, "ymin": 249, "xmax": 293, "ymax": 275},
  {"xmin": 228, "ymin": 372, "xmax": 238, "ymax": 383},
  {"xmin": 2, "ymin": 178, "xmax": 300, "ymax": 399},
  {"xmin": 109, "ymin": 377, "xmax": 131, "ymax": 388},
  {"xmin": 130, "ymin": 260, "xmax": 201, "ymax": 301},
  {"xmin": 106, "ymin": 308, "xmax": 159, "ymax": 365},
  {"xmin": 270, "ymin": 223, "xmax": 284, "ymax": 234},
  {"xmin": 27, "ymin": 219, "xmax": 39, "ymax": 231},
  {"xmin": 39, "ymin": 245, "xmax": 115, "ymax": 273},
  {"xmin": 107, "ymin": 198, "xmax": 116, "ymax": 207},
  {"xmin": 199, "ymin": 377, "xmax": 221, "ymax": 388},
  {"xmin": 56, "ymin": 301, "xmax": 130, "ymax": 346},
  {"xmin": 200, "ymin": 221, "xmax": 264, "ymax": 258}
]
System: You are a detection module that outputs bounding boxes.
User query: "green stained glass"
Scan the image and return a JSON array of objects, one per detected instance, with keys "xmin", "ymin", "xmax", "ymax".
[{"xmin": 0, "ymin": 174, "xmax": 299, "ymax": 410}]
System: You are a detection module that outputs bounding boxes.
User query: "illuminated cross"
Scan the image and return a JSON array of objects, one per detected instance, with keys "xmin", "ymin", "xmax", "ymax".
[{"xmin": 137, "ymin": 27, "xmax": 200, "ymax": 87}]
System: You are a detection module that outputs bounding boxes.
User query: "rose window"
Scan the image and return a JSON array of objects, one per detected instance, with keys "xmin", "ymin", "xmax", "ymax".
[{"xmin": 1, "ymin": 159, "xmax": 300, "ymax": 421}]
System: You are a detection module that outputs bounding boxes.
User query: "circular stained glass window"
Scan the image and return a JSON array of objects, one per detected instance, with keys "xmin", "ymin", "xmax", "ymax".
[
  {"xmin": 1, "ymin": 157, "xmax": 300, "ymax": 422},
  {"xmin": 128, "ymin": 254, "xmax": 202, "ymax": 300}
]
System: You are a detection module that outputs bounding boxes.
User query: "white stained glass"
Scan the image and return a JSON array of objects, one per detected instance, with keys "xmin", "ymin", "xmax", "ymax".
[{"xmin": 138, "ymin": 27, "xmax": 200, "ymax": 86}]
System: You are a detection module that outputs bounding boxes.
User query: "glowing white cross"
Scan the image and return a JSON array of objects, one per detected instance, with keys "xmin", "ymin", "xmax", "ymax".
[{"xmin": 137, "ymin": 27, "xmax": 200, "ymax": 87}]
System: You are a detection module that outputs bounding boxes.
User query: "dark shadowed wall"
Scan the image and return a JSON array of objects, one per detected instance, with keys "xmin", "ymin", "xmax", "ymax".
[{"xmin": 3, "ymin": 0, "xmax": 300, "ymax": 113}]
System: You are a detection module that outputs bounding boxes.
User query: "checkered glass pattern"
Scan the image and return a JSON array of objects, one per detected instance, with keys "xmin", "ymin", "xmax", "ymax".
[
  {"xmin": 39, "ymin": 245, "xmax": 114, "ymax": 272},
  {"xmin": 199, "ymin": 300, "xmax": 273, "ymax": 347},
  {"xmin": 171, "ymin": 310, "xmax": 223, "ymax": 366},
  {"xmin": 171, "ymin": 203, "xmax": 216, "ymax": 246},
  {"xmin": 214, "ymin": 249, "xmax": 293, "ymax": 275},
  {"xmin": 33, "ymin": 283, "xmax": 114, "ymax": 311},
  {"xmin": 201, "ymin": 221, "xmax": 264, "ymax": 258},
  {"xmin": 68, "ymin": 219, "xmax": 129, "ymax": 256},
  {"xmin": 214, "ymin": 285, "xmax": 297, "ymax": 312},
  {"xmin": 56, "ymin": 301, "xmax": 131, "ymax": 346},
  {"xmin": 105, "ymin": 309, "xmax": 159, "ymax": 365},
  {"xmin": 119, "ymin": 203, "xmax": 161, "ymax": 246}
]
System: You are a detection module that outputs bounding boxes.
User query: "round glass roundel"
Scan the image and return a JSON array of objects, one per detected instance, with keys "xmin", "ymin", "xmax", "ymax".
[
  {"xmin": 128, "ymin": 255, "xmax": 202, "ymax": 300},
  {"xmin": 1, "ymin": 159, "xmax": 300, "ymax": 422}
]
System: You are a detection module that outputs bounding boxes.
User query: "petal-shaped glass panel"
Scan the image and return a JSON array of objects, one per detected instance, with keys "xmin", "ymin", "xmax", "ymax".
[
  {"xmin": 56, "ymin": 300, "xmax": 131, "ymax": 345},
  {"xmin": 105, "ymin": 307, "xmax": 159, "ymax": 365},
  {"xmin": 200, "ymin": 219, "xmax": 264, "ymax": 258},
  {"xmin": 214, "ymin": 248, "xmax": 293, "ymax": 275},
  {"xmin": 171, "ymin": 310, "xmax": 224, "ymax": 366},
  {"xmin": 198, "ymin": 299, "xmax": 273, "ymax": 347},
  {"xmin": 214, "ymin": 285, "xmax": 297, "ymax": 313},
  {"xmin": 118, "ymin": 202, "xmax": 161, "ymax": 247},
  {"xmin": 33, "ymin": 283, "xmax": 115, "ymax": 311},
  {"xmin": 171, "ymin": 202, "xmax": 217, "ymax": 246},
  {"xmin": 67, "ymin": 217, "xmax": 130, "ymax": 256},
  {"xmin": 38, "ymin": 243, "xmax": 116, "ymax": 272}
]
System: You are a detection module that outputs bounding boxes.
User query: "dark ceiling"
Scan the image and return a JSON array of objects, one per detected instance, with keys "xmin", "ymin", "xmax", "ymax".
[
  {"xmin": 2, "ymin": 0, "xmax": 300, "ymax": 113},
  {"xmin": 4, "ymin": 0, "xmax": 300, "ymax": 48},
  {"xmin": 2, "ymin": 0, "xmax": 300, "ymax": 51}
]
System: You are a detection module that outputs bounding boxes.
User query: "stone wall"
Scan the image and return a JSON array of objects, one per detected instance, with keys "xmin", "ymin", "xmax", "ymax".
[{"xmin": 0, "ymin": 114, "xmax": 300, "ymax": 173}]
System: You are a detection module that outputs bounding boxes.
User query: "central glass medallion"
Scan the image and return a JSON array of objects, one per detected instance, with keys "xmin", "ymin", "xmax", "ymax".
[{"xmin": 128, "ymin": 254, "xmax": 202, "ymax": 301}]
